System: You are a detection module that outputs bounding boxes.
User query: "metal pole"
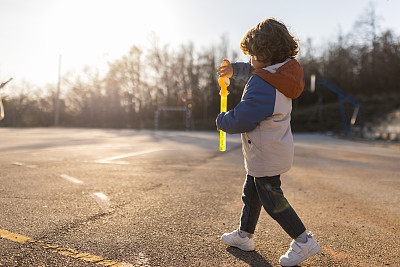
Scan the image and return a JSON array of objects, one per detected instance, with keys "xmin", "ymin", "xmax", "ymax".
[
  {"xmin": 338, "ymin": 97, "xmax": 348, "ymax": 136},
  {"xmin": 54, "ymin": 54, "xmax": 62, "ymax": 126},
  {"xmin": 0, "ymin": 78, "xmax": 13, "ymax": 121}
]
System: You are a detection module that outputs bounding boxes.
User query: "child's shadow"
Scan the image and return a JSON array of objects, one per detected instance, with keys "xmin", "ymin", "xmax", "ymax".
[{"xmin": 226, "ymin": 247, "xmax": 273, "ymax": 267}]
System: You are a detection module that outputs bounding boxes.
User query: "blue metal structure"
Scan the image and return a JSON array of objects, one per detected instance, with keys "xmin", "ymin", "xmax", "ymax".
[{"xmin": 312, "ymin": 77, "xmax": 360, "ymax": 136}]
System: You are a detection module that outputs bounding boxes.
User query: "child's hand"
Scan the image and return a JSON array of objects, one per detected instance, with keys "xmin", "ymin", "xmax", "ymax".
[{"xmin": 217, "ymin": 59, "xmax": 233, "ymax": 78}]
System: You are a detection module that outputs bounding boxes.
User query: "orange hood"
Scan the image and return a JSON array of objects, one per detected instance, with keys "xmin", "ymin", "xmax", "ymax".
[{"xmin": 252, "ymin": 59, "xmax": 305, "ymax": 99}]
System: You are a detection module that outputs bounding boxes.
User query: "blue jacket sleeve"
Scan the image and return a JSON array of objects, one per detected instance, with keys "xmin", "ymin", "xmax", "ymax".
[
  {"xmin": 216, "ymin": 75, "xmax": 276, "ymax": 134},
  {"xmin": 232, "ymin": 62, "xmax": 254, "ymax": 81}
]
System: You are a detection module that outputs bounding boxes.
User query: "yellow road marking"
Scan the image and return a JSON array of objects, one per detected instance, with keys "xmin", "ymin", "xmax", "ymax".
[
  {"xmin": 0, "ymin": 229, "xmax": 34, "ymax": 243},
  {"xmin": 0, "ymin": 229, "xmax": 132, "ymax": 266}
]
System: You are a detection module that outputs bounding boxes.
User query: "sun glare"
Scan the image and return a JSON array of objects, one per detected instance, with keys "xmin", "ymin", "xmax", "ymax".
[{"xmin": 9, "ymin": 0, "xmax": 174, "ymax": 86}]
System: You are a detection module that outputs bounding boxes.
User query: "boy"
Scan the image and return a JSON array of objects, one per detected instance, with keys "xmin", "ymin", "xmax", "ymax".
[{"xmin": 216, "ymin": 18, "xmax": 320, "ymax": 266}]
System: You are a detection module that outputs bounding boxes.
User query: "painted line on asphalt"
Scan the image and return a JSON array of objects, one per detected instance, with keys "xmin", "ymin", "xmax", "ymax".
[
  {"xmin": 95, "ymin": 149, "xmax": 162, "ymax": 164},
  {"xmin": 59, "ymin": 177, "xmax": 113, "ymax": 213},
  {"xmin": 90, "ymin": 192, "xmax": 113, "ymax": 212},
  {"xmin": 294, "ymin": 142, "xmax": 400, "ymax": 158},
  {"xmin": 12, "ymin": 162, "xmax": 38, "ymax": 168},
  {"xmin": 0, "ymin": 228, "xmax": 132, "ymax": 266},
  {"xmin": 59, "ymin": 174, "xmax": 84, "ymax": 185}
]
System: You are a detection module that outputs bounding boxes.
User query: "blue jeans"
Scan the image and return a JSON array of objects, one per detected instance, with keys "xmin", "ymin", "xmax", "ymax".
[{"xmin": 239, "ymin": 174, "xmax": 306, "ymax": 239}]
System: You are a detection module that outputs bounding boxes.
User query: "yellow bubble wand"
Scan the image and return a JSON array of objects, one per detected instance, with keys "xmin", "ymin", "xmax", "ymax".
[{"xmin": 218, "ymin": 61, "xmax": 230, "ymax": 151}]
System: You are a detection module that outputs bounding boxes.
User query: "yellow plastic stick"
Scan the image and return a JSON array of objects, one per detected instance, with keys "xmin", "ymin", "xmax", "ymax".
[{"xmin": 218, "ymin": 61, "xmax": 230, "ymax": 151}]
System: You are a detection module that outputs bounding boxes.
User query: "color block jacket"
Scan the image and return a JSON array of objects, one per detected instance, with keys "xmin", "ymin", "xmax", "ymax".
[{"xmin": 216, "ymin": 59, "xmax": 305, "ymax": 177}]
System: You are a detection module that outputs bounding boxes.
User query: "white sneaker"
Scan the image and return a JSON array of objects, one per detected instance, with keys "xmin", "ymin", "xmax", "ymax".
[
  {"xmin": 279, "ymin": 232, "xmax": 320, "ymax": 266},
  {"xmin": 221, "ymin": 229, "xmax": 255, "ymax": 251}
]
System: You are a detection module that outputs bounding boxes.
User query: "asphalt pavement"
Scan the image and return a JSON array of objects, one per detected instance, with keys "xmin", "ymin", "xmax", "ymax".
[{"xmin": 0, "ymin": 128, "xmax": 399, "ymax": 266}]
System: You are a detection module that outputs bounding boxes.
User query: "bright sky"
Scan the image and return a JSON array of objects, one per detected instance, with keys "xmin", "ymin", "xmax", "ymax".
[{"xmin": 1, "ymin": 0, "xmax": 399, "ymax": 88}]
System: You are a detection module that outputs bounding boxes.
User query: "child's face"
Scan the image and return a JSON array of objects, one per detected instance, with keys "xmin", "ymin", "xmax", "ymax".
[{"xmin": 250, "ymin": 56, "xmax": 269, "ymax": 69}]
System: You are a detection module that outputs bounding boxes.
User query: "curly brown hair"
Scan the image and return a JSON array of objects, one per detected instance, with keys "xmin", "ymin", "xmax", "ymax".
[{"xmin": 240, "ymin": 18, "xmax": 299, "ymax": 65}]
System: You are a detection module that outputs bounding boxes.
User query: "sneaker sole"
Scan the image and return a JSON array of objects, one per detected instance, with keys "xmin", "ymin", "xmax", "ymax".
[
  {"xmin": 280, "ymin": 244, "xmax": 321, "ymax": 266},
  {"xmin": 221, "ymin": 236, "xmax": 255, "ymax": 251}
]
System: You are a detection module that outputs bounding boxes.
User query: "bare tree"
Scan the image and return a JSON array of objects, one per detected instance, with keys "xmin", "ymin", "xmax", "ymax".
[
  {"xmin": 353, "ymin": 2, "xmax": 382, "ymax": 45},
  {"xmin": 105, "ymin": 45, "xmax": 143, "ymax": 128}
]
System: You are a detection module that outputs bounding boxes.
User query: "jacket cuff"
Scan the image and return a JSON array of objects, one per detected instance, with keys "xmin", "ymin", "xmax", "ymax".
[
  {"xmin": 231, "ymin": 63, "xmax": 240, "ymax": 80},
  {"xmin": 216, "ymin": 112, "xmax": 225, "ymax": 130},
  {"xmin": 231, "ymin": 62, "xmax": 254, "ymax": 81}
]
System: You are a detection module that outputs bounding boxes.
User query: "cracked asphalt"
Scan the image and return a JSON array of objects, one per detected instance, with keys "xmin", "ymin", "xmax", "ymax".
[{"xmin": 0, "ymin": 128, "xmax": 399, "ymax": 266}]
